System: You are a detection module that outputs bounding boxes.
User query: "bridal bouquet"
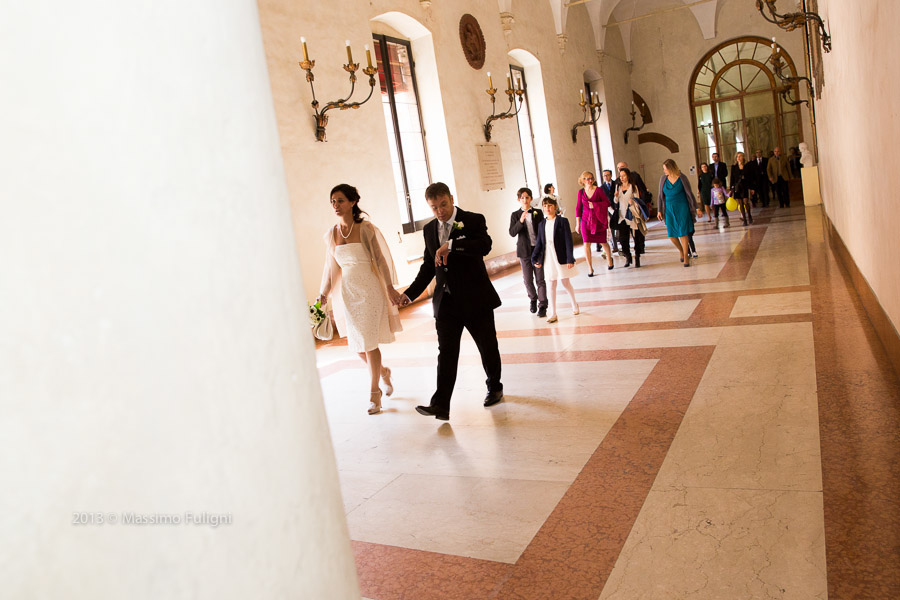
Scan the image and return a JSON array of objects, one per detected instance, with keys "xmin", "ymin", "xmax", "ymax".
[{"xmin": 308, "ymin": 300, "xmax": 326, "ymax": 326}]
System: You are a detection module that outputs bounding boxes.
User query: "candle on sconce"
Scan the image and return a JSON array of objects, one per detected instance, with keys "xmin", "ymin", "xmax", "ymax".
[
  {"xmin": 487, "ymin": 72, "xmax": 493, "ymax": 88},
  {"xmin": 507, "ymin": 74, "xmax": 512, "ymax": 91},
  {"xmin": 301, "ymin": 36, "xmax": 309, "ymax": 62},
  {"xmin": 365, "ymin": 44, "xmax": 372, "ymax": 68},
  {"xmin": 580, "ymin": 89, "xmax": 585, "ymax": 102},
  {"xmin": 345, "ymin": 40, "xmax": 353, "ymax": 64}
]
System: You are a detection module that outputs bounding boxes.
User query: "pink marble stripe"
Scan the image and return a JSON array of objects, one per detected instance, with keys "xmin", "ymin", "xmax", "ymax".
[{"xmin": 352, "ymin": 346, "xmax": 715, "ymax": 600}]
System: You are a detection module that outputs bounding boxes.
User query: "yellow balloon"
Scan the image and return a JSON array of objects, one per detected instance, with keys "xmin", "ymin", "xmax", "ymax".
[{"xmin": 725, "ymin": 197, "xmax": 738, "ymax": 211}]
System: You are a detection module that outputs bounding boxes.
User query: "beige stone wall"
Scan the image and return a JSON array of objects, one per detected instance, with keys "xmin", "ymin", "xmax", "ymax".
[
  {"xmin": 623, "ymin": 0, "xmax": 812, "ymax": 188},
  {"xmin": 814, "ymin": 0, "xmax": 900, "ymax": 331},
  {"xmin": 257, "ymin": 0, "xmax": 605, "ymax": 295}
]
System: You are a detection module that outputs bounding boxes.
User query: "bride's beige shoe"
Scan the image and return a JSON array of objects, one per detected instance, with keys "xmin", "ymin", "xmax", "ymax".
[
  {"xmin": 368, "ymin": 390, "xmax": 382, "ymax": 415},
  {"xmin": 380, "ymin": 366, "xmax": 393, "ymax": 396}
]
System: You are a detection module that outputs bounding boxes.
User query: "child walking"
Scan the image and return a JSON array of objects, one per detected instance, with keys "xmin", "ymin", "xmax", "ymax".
[
  {"xmin": 509, "ymin": 187, "xmax": 548, "ymax": 317},
  {"xmin": 711, "ymin": 177, "xmax": 730, "ymax": 228},
  {"xmin": 532, "ymin": 197, "xmax": 580, "ymax": 323}
]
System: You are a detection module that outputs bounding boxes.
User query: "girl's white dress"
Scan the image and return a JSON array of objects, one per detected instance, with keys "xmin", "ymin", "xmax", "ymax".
[{"xmin": 542, "ymin": 217, "xmax": 578, "ymax": 281}]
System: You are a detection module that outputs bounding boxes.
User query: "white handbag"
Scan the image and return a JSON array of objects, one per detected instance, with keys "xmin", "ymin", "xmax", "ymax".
[{"xmin": 313, "ymin": 314, "xmax": 334, "ymax": 341}]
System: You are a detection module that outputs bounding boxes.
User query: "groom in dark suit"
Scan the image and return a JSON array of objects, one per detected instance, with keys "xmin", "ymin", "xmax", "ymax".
[{"xmin": 400, "ymin": 182, "xmax": 503, "ymax": 420}]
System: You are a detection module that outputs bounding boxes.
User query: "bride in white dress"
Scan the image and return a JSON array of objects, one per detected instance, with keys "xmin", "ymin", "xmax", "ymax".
[{"xmin": 318, "ymin": 184, "xmax": 404, "ymax": 415}]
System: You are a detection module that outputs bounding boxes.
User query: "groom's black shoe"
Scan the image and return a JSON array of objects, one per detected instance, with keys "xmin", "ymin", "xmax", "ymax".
[
  {"xmin": 483, "ymin": 390, "xmax": 504, "ymax": 407},
  {"xmin": 416, "ymin": 405, "xmax": 449, "ymax": 420},
  {"xmin": 529, "ymin": 299, "xmax": 538, "ymax": 313}
]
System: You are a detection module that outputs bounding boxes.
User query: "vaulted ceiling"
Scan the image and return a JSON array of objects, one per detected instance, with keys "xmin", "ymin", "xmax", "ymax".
[{"xmin": 500, "ymin": 0, "xmax": 720, "ymax": 60}]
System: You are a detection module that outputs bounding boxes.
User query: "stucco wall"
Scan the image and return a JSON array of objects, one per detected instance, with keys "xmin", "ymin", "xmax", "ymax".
[
  {"xmin": 624, "ymin": 0, "xmax": 812, "ymax": 186},
  {"xmin": 257, "ymin": 0, "xmax": 604, "ymax": 296},
  {"xmin": 814, "ymin": 0, "xmax": 900, "ymax": 331}
]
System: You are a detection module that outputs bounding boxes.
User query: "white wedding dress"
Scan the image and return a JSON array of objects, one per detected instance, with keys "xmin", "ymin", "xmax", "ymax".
[{"xmin": 333, "ymin": 243, "xmax": 395, "ymax": 352}]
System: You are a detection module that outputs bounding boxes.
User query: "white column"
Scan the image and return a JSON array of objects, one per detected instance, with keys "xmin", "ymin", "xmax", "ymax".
[{"xmin": 0, "ymin": 2, "xmax": 359, "ymax": 598}]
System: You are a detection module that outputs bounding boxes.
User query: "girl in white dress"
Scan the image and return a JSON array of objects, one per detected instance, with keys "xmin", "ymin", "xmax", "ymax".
[
  {"xmin": 318, "ymin": 184, "xmax": 404, "ymax": 415},
  {"xmin": 531, "ymin": 197, "xmax": 580, "ymax": 323}
]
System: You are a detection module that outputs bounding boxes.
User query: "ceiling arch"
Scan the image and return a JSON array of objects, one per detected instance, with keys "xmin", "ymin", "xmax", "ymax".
[{"xmin": 556, "ymin": 0, "xmax": 719, "ymax": 57}]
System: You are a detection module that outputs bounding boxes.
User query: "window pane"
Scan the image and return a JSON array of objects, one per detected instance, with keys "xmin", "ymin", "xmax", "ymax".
[
  {"xmin": 512, "ymin": 67, "xmax": 539, "ymax": 191},
  {"xmin": 740, "ymin": 64, "xmax": 769, "ymax": 92},
  {"xmin": 717, "ymin": 99, "xmax": 743, "ymax": 165},
  {"xmin": 715, "ymin": 66, "xmax": 741, "ymax": 97},
  {"xmin": 743, "ymin": 92, "xmax": 779, "ymax": 156},
  {"xmin": 374, "ymin": 36, "xmax": 431, "ymax": 227}
]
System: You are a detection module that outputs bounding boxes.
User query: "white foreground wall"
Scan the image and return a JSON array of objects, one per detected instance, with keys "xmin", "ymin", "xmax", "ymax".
[
  {"xmin": 814, "ymin": 0, "xmax": 900, "ymax": 332},
  {"xmin": 0, "ymin": 2, "xmax": 359, "ymax": 598}
]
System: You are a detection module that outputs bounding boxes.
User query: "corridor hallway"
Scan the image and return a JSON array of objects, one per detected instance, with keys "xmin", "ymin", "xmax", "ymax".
[{"xmin": 315, "ymin": 206, "xmax": 900, "ymax": 599}]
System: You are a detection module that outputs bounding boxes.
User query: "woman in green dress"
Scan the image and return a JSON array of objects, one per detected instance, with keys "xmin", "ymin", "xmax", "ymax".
[{"xmin": 656, "ymin": 159, "xmax": 701, "ymax": 267}]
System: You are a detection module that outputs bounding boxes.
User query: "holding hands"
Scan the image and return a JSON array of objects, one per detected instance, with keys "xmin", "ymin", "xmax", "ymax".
[{"xmin": 387, "ymin": 287, "xmax": 404, "ymax": 307}]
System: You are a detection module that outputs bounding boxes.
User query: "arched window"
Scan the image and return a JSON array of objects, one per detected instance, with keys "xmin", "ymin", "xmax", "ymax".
[{"xmin": 690, "ymin": 37, "xmax": 803, "ymax": 166}]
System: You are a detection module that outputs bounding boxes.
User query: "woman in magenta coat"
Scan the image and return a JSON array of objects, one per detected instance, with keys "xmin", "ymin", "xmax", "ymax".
[{"xmin": 575, "ymin": 170, "xmax": 613, "ymax": 276}]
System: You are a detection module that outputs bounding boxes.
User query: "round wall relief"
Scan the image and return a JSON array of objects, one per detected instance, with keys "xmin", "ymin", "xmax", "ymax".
[{"xmin": 459, "ymin": 14, "xmax": 485, "ymax": 70}]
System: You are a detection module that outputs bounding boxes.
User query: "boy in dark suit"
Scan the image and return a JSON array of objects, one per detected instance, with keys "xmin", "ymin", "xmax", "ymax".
[
  {"xmin": 509, "ymin": 187, "xmax": 547, "ymax": 318},
  {"xmin": 401, "ymin": 182, "xmax": 503, "ymax": 420}
]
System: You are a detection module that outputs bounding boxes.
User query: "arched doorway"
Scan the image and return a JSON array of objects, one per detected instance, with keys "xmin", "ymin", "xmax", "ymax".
[{"xmin": 690, "ymin": 37, "xmax": 803, "ymax": 166}]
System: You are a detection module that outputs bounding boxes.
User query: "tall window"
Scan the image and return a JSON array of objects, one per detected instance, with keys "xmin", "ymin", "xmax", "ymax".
[
  {"xmin": 373, "ymin": 35, "xmax": 431, "ymax": 233},
  {"xmin": 585, "ymin": 80, "xmax": 602, "ymax": 176},
  {"xmin": 510, "ymin": 65, "xmax": 540, "ymax": 192},
  {"xmin": 690, "ymin": 37, "xmax": 803, "ymax": 166}
]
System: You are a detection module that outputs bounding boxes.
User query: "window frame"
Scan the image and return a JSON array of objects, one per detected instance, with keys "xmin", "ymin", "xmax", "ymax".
[
  {"xmin": 373, "ymin": 33, "xmax": 432, "ymax": 234},
  {"xmin": 689, "ymin": 36, "xmax": 804, "ymax": 168}
]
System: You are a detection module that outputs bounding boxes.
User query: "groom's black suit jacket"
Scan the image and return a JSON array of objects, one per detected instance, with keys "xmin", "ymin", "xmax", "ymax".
[{"xmin": 405, "ymin": 207, "xmax": 501, "ymax": 315}]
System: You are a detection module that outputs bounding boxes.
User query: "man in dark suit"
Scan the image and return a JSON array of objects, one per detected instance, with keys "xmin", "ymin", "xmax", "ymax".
[
  {"xmin": 751, "ymin": 149, "xmax": 770, "ymax": 207},
  {"xmin": 509, "ymin": 187, "xmax": 547, "ymax": 318},
  {"xmin": 710, "ymin": 153, "xmax": 728, "ymax": 188},
  {"xmin": 767, "ymin": 146, "xmax": 792, "ymax": 208},
  {"xmin": 401, "ymin": 182, "xmax": 503, "ymax": 420}
]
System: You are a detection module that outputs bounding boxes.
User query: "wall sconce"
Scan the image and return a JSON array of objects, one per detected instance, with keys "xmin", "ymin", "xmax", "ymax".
[
  {"xmin": 483, "ymin": 72, "xmax": 524, "ymax": 142},
  {"xmin": 769, "ymin": 40, "xmax": 814, "ymax": 106},
  {"xmin": 624, "ymin": 101, "xmax": 645, "ymax": 144},
  {"xmin": 298, "ymin": 37, "xmax": 379, "ymax": 142},
  {"xmin": 571, "ymin": 90, "xmax": 602, "ymax": 143},
  {"xmin": 697, "ymin": 120, "xmax": 715, "ymax": 135},
  {"xmin": 755, "ymin": 0, "xmax": 831, "ymax": 53}
]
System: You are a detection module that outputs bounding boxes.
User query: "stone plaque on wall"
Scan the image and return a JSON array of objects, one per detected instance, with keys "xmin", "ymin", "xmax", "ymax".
[{"xmin": 476, "ymin": 143, "xmax": 504, "ymax": 191}]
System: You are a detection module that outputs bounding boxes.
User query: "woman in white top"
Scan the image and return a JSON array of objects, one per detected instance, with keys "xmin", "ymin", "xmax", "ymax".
[
  {"xmin": 612, "ymin": 168, "xmax": 649, "ymax": 268},
  {"xmin": 318, "ymin": 184, "xmax": 404, "ymax": 415}
]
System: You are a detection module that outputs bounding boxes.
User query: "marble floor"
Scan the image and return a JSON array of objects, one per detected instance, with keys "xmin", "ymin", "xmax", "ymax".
[{"xmin": 315, "ymin": 206, "xmax": 900, "ymax": 599}]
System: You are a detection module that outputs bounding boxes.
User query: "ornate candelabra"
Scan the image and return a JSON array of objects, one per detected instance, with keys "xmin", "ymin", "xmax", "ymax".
[
  {"xmin": 769, "ymin": 41, "xmax": 814, "ymax": 107},
  {"xmin": 298, "ymin": 37, "xmax": 379, "ymax": 142},
  {"xmin": 482, "ymin": 72, "xmax": 524, "ymax": 142},
  {"xmin": 571, "ymin": 90, "xmax": 602, "ymax": 143},
  {"xmin": 755, "ymin": 0, "xmax": 831, "ymax": 53},
  {"xmin": 624, "ymin": 101, "xmax": 645, "ymax": 144}
]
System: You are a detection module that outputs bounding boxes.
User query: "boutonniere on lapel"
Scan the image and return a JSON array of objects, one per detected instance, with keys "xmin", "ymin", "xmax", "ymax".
[{"xmin": 452, "ymin": 221, "xmax": 464, "ymax": 230}]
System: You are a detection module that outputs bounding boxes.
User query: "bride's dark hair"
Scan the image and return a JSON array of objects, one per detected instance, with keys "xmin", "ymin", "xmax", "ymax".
[{"xmin": 330, "ymin": 183, "xmax": 368, "ymax": 223}]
